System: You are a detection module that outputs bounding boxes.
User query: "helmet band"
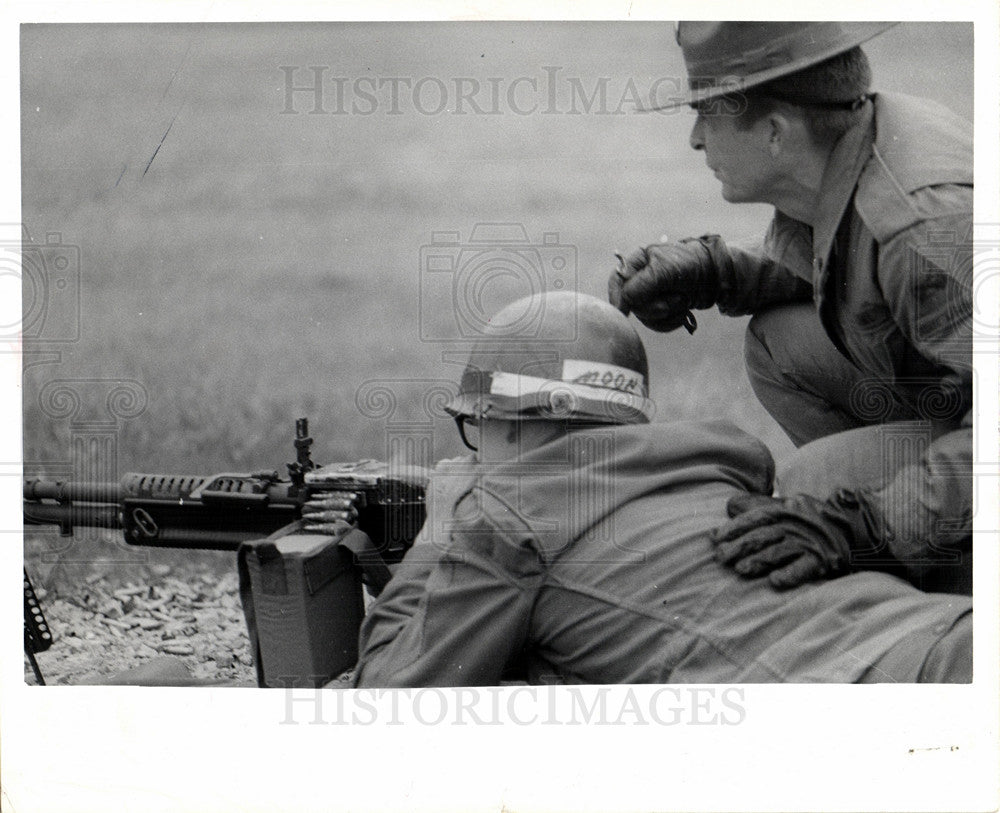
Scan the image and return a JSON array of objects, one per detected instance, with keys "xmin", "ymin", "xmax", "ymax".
[{"xmin": 454, "ymin": 365, "xmax": 655, "ymax": 423}]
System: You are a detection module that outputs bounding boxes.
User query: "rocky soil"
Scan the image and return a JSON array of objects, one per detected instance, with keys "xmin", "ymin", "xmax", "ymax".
[
  {"xmin": 24, "ymin": 533, "xmax": 256, "ymax": 686},
  {"xmin": 24, "ymin": 530, "xmax": 360, "ymax": 687}
]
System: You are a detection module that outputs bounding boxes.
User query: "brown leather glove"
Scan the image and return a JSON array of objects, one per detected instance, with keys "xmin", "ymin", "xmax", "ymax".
[
  {"xmin": 710, "ymin": 490, "xmax": 891, "ymax": 590},
  {"xmin": 607, "ymin": 237, "xmax": 721, "ymax": 333}
]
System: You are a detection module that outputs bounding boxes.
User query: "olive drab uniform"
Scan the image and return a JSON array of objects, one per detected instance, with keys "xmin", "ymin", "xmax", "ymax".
[
  {"xmin": 353, "ymin": 421, "xmax": 971, "ymax": 687},
  {"xmin": 701, "ymin": 92, "xmax": 973, "ymax": 586}
]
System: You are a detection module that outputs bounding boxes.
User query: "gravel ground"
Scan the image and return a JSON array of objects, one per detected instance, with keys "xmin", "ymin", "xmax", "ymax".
[
  {"xmin": 25, "ymin": 555, "xmax": 257, "ymax": 686},
  {"xmin": 24, "ymin": 531, "xmax": 358, "ymax": 687}
]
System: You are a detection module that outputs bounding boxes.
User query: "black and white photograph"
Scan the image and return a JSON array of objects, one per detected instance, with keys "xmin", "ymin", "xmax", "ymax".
[{"xmin": 4, "ymin": 2, "xmax": 999, "ymax": 811}]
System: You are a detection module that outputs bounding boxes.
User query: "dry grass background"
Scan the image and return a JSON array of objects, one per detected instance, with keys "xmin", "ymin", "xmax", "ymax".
[{"xmin": 20, "ymin": 22, "xmax": 973, "ymax": 587}]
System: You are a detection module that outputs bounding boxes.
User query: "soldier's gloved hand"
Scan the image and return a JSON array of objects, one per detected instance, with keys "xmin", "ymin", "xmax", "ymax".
[
  {"xmin": 607, "ymin": 237, "xmax": 721, "ymax": 333},
  {"xmin": 710, "ymin": 490, "xmax": 882, "ymax": 590}
]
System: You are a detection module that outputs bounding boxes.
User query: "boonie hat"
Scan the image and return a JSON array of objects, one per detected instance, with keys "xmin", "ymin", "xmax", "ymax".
[{"xmin": 649, "ymin": 21, "xmax": 898, "ymax": 111}]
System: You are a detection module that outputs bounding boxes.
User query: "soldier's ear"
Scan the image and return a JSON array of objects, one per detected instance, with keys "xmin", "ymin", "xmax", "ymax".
[{"xmin": 766, "ymin": 113, "xmax": 789, "ymax": 157}]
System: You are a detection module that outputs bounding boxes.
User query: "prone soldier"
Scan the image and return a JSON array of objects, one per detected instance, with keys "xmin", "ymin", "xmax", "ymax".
[{"xmin": 353, "ymin": 292, "xmax": 971, "ymax": 686}]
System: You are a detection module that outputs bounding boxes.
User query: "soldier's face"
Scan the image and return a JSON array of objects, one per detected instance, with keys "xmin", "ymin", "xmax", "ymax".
[{"xmin": 688, "ymin": 107, "xmax": 776, "ymax": 204}]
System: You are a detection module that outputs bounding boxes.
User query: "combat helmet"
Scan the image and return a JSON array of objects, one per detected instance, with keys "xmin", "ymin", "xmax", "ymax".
[{"xmin": 445, "ymin": 292, "xmax": 654, "ymax": 446}]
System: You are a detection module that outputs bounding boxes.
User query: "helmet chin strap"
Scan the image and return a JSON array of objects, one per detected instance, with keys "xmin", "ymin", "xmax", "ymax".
[{"xmin": 455, "ymin": 416, "xmax": 478, "ymax": 452}]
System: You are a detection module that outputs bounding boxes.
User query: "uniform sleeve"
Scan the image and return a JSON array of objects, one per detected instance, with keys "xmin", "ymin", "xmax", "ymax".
[
  {"xmin": 866, "ymin": 422, "xmax": 972, "ymax": 590},
  {"xmin": 868, "ymin": 188, "xmax": 973, "ymax": 586},
  {"xmin": 352, "ymin": 488, "xmax": 544, "ymax": 687},
  {"xmin": 704, "ymin": 212, "xmax": 815, "ymax": 316}
]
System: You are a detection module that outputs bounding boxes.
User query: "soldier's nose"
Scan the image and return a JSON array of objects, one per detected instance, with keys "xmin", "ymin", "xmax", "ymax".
[{"xmin": 689, "ymin": 114, "xmax": 706, "ymax": 151}]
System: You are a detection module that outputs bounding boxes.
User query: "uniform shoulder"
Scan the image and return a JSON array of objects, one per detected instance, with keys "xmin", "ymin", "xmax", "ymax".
[
  {"xmin": 618, "ymin": 421, "xmax": 775, "ymax": 496},
  {"xmin": 449, "ymin": 484, "xmax": 546, "ymax": 575},
  {"xmin": 452, "ymin": 483, "xmax": 534, "ymax": 545},
  {"xmin": 855, "ymin": 92, "xmax": 972, "ymax": 242}
]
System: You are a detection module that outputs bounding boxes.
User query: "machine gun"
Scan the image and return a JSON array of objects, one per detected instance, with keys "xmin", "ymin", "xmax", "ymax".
[
  {"xmin": 23, "ymin": 418, "xmax": 428, "ymax": 686},
  {"xmin": 24, "ymin": 418, "xmax": 426, "ymax": 557}
]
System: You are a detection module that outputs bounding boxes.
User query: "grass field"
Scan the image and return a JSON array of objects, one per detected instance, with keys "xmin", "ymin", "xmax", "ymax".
[{"xmin": 20, "ymin": 22, "xmax": 974, "ymax": 543}]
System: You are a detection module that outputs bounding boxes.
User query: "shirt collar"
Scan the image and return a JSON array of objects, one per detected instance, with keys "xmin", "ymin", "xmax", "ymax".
[{"xmin": 809, "ymin": 98, "xmax": 876, "ymax": 271}]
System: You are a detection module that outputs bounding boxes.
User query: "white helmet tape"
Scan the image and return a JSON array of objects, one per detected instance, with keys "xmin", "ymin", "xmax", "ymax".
[
  {"xmin": 560, "ymin": 359, "xmax": 647, "ymax": 396},
  {"xmin": 466, "ymin": 358, "xmax": 654, "ymax": 423}
]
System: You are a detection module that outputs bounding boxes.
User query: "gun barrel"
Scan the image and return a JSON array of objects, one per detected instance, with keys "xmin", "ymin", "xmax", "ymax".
[
  {"xmin": 23, "ymin": 479, "xmax": 123, "ymax": 503},
  {"xmin": 23, "ymin": 502, "xmax": 121, "ymax": 529}
]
